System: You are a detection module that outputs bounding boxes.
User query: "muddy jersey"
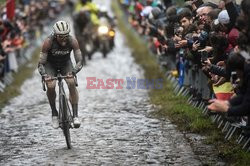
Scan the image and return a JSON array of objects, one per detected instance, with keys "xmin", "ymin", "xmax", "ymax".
[{"xmin": 47, "ymin": 35, "xmax": 73, "ymax": 68}]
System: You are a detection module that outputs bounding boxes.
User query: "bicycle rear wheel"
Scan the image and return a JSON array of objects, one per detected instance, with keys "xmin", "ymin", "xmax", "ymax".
[{"xmin": 60, "ymin": 95, "xmax": 72, "ymax": 149}]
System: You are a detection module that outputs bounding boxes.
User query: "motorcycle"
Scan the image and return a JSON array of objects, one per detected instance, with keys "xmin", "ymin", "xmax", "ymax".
[{"xmin": 96, "ymin": 17, "xmax": 115, "ymax": 58}]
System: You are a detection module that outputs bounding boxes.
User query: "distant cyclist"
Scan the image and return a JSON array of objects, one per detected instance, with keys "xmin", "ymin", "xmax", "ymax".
[
  {"xmin": 38, "ymin": 21, "xmax": 83, "ymax": 129},
  {"xmin": 75, "ymin": 0, "xmax": 100, "ymax": 26}
]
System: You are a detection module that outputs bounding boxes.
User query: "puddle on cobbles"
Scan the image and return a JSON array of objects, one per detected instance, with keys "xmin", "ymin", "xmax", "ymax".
[{"xmin": 0, "ymin": 3, "xmax": 226, "ymax": 165}]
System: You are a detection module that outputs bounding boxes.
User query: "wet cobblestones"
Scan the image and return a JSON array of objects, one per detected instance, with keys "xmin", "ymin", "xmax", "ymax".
[{"xmin": 0, "ymin": 31, "xmax": 204, "ymax": 165}]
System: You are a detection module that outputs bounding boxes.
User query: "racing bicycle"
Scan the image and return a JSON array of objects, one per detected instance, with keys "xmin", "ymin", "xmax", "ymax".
[{"xmin": 42, "ymin": 71, "xmax": 78, "ymax": 149}]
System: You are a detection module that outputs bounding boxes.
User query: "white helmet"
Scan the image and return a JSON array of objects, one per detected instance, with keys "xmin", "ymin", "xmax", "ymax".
[{"xmin": 53, "ymin": 21, "xmax": 70, "ymax": 35}]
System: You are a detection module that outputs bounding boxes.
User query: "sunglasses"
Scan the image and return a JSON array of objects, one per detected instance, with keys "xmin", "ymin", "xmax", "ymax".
[{"xmin": 57, "ymin": 34, "xmax": 69, "ymax": 40}]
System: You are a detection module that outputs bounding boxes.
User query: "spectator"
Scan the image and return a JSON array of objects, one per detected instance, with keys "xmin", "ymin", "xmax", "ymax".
[{"xmin": 0, "ymin": 0, "xmax": 66, "ymax": 90}]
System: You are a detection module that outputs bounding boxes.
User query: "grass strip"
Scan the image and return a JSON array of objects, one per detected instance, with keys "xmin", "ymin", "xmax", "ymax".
[
  {"xmin": 112, "ymin": 1, "xmax": 250, "ymax": 165},
  {"xmin": 0, "ymin": 48, "xmax": 40, "ymax": 110}
]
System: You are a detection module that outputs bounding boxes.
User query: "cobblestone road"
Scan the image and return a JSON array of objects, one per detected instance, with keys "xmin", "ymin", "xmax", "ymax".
[{"xmin": 0, "ymin": 1, "xmax": 226, "ymax": 165}]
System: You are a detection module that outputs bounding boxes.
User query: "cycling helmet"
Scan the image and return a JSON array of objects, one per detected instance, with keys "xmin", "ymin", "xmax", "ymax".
[{"xmin": 53, "ymin": 21, "xmax": 70, "ymax": 35}]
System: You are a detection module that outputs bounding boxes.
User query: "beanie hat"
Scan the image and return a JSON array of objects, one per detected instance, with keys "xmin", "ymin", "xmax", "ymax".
[{"xmin": 214, "ymin": 10, "xmax": 230, "ymax": 25}]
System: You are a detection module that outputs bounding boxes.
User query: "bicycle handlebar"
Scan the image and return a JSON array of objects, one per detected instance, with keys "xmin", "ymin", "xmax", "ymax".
[
  {"xmin": 49, "ymin": 75, "xmax": 74, "ymax": 80},
  {"xmin": 41, "ymin": 74, "xmax": 78, "ymax": 91}
]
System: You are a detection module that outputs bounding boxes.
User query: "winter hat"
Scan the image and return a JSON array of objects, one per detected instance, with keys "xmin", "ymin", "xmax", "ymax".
[{"xmin": 214, "ymin": 10, "xmax": 230, "ymax": 25}]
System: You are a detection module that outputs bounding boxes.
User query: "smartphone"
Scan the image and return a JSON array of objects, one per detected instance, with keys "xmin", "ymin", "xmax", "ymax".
[
  {"xmin": 200, "ymin": 51, "xmax": 208, "ymax": 62},
  {"xmin": 193, "ymin": 36, "xmax": 199, "ymax": 42},
  {"xmin": 231, "ymin": 71, "xmax": 237, "ymax": 84}
]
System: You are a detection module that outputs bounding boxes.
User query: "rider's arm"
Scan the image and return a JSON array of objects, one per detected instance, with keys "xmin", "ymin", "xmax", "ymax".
[
  {"xmin": 72, "ymin": 38, "xmax": 83, "ymax": 74},
  {"xmin": 38, "ymin": 38, "xmax": 51, "ymax": 76}
]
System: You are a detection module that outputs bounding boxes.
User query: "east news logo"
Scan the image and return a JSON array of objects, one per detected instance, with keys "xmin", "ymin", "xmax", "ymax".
[{"xmin": 86, "ymin": 77, "xmax": 163, "ymax": 89}]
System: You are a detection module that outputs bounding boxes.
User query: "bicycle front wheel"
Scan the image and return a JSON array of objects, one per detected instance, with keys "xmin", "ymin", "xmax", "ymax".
[{"xmin": 60, "ymin": 95, "xmax": 72, "ymax": 149}]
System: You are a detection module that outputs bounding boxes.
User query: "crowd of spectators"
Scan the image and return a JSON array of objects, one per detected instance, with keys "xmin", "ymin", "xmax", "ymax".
[
  {"xmin": 120, "ymin": 0, "xmax": 250, "ymax": 143},
  {"xmin": 0, "ymin": 0, "xmax": 66, "ymax": 92}
]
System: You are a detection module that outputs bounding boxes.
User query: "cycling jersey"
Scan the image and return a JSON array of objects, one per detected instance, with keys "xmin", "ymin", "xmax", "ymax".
[
  {"xmin": 47, "ymin": 34, "xmax": 73, "ymax": 68},
  {"xmin": 38, "ymin": 34, "xmax": 83, "ymax": 76}
]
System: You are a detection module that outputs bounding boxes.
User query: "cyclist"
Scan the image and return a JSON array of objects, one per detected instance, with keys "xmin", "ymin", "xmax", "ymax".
[
  {"xmin": 75, "ymin": 0, "xmax": 100, "ymax": 26},
  {"xmin": 73, "ymin": 8, "xmax": 91, "ymax": 65},
  {"xmin": 38, "ymin": 21, "xmax": 83, "ymax": 129},
  {"xmin": 74, "ymin": 0, "xmax": 100, "ymax": 58}
]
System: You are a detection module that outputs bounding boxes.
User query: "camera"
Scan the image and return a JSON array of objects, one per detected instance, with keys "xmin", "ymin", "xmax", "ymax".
[
  {"xmin": 200, "ymin": 51, "xmax": 208, "ymax": 62},
  {"xmin": 193, "ymin": 36, "xmax": 199, "ymax": 42},
  {"xmin": 199, "ymin": 30, "xmax": 208, "ymax": 48}
]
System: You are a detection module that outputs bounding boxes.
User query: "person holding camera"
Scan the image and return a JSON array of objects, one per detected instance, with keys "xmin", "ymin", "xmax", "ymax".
[{"xmin": 208, "ymin": 0, "xmax": 250, "ymax": 118}]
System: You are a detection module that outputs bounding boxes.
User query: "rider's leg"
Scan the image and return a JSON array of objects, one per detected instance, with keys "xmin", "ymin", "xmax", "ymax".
[
  {"xmin": 44, "ymin": 64, "xmax": 59, "ymax": 129},
  {"xmin": 46, "ymin": 80, "xmax": 58, "ymax": 116},
  {"xmin": 46, "ymin": 80, "xmax": 59, "ymax": 129},
  {"xmin": 44, "ymin": 63, "xmax": 58, "ymax": 117},
  {"xmin": 72, "ymin": 103, "xmax": 78, "ymax": 117},
  {"xmin": 63, "ymin": 62, "xmax": 80, "ymax": 127},
  {"xmin": 64, "ymin": 62, "xmax": 79, "ymax": 118},
  {"xmin": 65, "ymin": 77, "xmax": 79, "ymax": 118},
  {"xmin": 65, "ymin": 78, "xmax": 80, "ymax": 128}
]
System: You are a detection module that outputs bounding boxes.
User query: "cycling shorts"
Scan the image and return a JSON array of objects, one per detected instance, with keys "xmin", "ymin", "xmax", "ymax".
[{"xmin": 45, "ymin": 61, "xmax": 73, "ymax": 76}]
